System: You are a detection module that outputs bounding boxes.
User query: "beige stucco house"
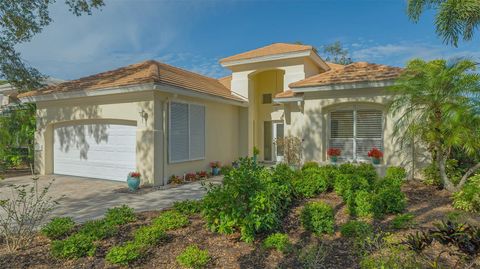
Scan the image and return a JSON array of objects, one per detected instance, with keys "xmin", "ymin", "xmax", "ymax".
[{"xmin": 19, "ymin": 43, "xmax": 412, "ymax": 185}]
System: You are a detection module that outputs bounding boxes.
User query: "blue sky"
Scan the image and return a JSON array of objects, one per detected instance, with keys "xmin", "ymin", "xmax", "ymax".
[{"xmin": 18, "ymin": 0, "xmax": 480, "ymax": 80}]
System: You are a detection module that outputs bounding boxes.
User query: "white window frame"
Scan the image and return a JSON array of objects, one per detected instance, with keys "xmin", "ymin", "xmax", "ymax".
[
  {"xmin": 328, "ymin": 105, "xmax": 384, "ymax": 162},
  {"xmin": 168, "ymin": 101, "xmax": 206, "ymax": 163}
]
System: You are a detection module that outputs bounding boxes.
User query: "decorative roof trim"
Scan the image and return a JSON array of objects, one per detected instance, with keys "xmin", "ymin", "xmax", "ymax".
[{"xmin": 221, "ymin": 50, "xmax": 311, "ymax": 67}]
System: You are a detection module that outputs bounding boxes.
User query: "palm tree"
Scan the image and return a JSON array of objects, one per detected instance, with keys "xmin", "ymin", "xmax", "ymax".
[
  {"xmin": 389, "ymin": 58, "xmax": 480, "ymax": 192},
  {"xmin": 407, "ymin": 0, "xmax": 480, "ymax": 47}
]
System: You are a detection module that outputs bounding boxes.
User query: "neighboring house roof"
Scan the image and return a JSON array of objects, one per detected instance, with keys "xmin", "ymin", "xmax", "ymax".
[
  {"xmin": 220, "ymin": 43, "xmax": 313, "ymax": 63},
  {"xmin": 289, "ymin": 62, "xmax": 403, "ymax": 88},
  {"xmin": 18, "ymin": 60, "xmax": 243, "ymax": 102}
]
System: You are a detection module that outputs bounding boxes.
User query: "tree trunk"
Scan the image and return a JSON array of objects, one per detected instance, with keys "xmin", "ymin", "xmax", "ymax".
[
  {"xmin": 436, "ymin": 149, "xmax": 456, "ymax": 192},
  {"xmin": 456, "ymin": 162, "xmax": 480, "ymax": 190}
]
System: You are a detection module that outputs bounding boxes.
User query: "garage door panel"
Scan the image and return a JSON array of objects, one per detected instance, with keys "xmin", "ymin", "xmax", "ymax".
[{"xmin": 54, "ymin": 124, "xmax": 136, "ymax": 181}]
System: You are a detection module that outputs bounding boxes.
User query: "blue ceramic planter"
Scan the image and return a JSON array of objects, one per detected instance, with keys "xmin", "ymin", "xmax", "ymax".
[
  {"xmin": 212, "ymin": 167, "xmax": 220, "ymax": 176},
  {"xmin": 127, "ymin": 176, "xmax": 140, "ymax": 191},
  {"xmin": 330, "ymin": 156, "xmax": 338, "ymax": 164},
  {"xmin": 372, "ymin": 158, "xmax": 381, "ymax": 165}
]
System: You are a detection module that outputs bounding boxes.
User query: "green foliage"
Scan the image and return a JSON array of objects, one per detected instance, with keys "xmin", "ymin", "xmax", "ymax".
[
  {"xmin": 298, "ymin": 243, "xmax": 329, "ymax": 268},
  {"xmin": 301, "ymin": 201, "xmax": 335, "ymax": 235},
  {"xmin": 453, "ymin": 175, "xmax": 480, "ymax": 213},
  {"xmin": 340, "ymin": 220, "xmax": 373, "ymax": 239},
  {"xmin": 105, "ymin": 242, "xmax": 143, "ymax": 265},
  {"xmin": 354, "ymin": 190, "xmax": 374, "ymax": 218},
  {"xmin": 422, "ymin": 159, "xmax": 463, "ymax": 186},
  {"xmin": 202, "ymin": 157, "xmax": 294, "ymax": 242},
  {"xmin": 302, "ymin": 161, "xmax": 319, "ymax": 170},
  {"xmin": 263, "ymin": 233, "xmax": 291, "ymax": 253},
  {"xmin": 51, "ymin": 233, "xmax": 96, "ymax": 259},
  {"xmin": 372, "ymin": 184, "xmax": 406, "ymax": 217},
  {"xmin": 220, "ymin": 165, "xmax": 233, "ymax": 176},
  {"xmin": 323, "ymin": 41, "xmax": 353, "ymax": 65},
  {"xmin": 173, "ymin": 200, "xmax": 203, "ymax": 215},
  {"xmin": 293, "ymin": 167, "xmax": 330, "ymax": 198},
  {"xmin": 391, "ymin": 213, "xmax": 415, "ymax": 229},
  {"xmin": 385, "ymin": 166, "xmax": 407, "ymax": 181},
  {"xmin": 133, "ymin": 225, "xmax": 166, "ymax": 246},
  {"xmin": 360, "ymin": 242, "xmax": 424, "ymax": 269},
  {"xmin": 407, "ymin": 0, "xmax": 480, "ymax": 46},
  {"xmin": 176, "ymin": 245, "xmax": 211, "ymax": 269},
  {"xmin": 153, "ymin": 210, "xmax": 189, "ymax": 231},
  {"xmin": 78, "ymin": 219, "xmax": 118, "ymax": 240},
  {"xmin": 41, "ymin": 217, "xmax": 75, "ymax": 240},
  {"xmin": 104, "ymin": 205, "xmax": 136, "ymax": 226}
]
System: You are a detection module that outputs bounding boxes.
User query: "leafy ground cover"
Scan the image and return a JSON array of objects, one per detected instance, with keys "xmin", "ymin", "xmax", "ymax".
[{"xmin": 1, "ymin": 166, "xmax": 479, "ymax": 268}]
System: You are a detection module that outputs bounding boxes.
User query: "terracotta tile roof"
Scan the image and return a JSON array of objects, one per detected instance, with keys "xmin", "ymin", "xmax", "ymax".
[
  {"xmin": 220, "ymin": 43, "xmax": 313, "ymax": 63},
  {"xmin": 289, "ymin": 62, "xmax": 403, "ymax": 88},
  {"xmin": 275, "ymin": 90, "xmax": 295, "ymax": 98},
  {"xmin": 18, "ymin": 60, "xmax": 244, "ymax": 102},
  {"xmin": 217, "ymin": 75, "xmax": 232, "ymax": 90},
  {"xmin": 325, "ymin": 61, "xmax": 345, "ymax": 70}
]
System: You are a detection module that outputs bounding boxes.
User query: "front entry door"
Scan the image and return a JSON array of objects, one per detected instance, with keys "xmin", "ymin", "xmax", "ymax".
[{"xmin": 273, "ymin": 122, "xmax": 284, "ymax": 162}]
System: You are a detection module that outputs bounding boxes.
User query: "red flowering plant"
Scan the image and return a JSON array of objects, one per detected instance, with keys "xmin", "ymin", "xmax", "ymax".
[
  {"xmin": 367, "ymin": 148, "xmax": 384, "ymax": 159},
  {"xmin": 209, "ymin": 161, "xmax": 221, "ymax": 168},
  {"xmin": 327, "ymin": 148, "xmax": 341, "ymax": 157},
  {"xmin": 185, "ymin": 172, "xmax": 198, "ymax": 182},
  {"xmin": 197, "ymin": 171, "xmax": 208, "ymax": 179},
  {"xmin": 128, "ymin": 172, "xmax": 141, "ymax": 179}
]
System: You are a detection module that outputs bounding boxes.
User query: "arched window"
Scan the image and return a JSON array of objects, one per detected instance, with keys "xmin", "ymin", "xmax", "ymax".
[{"xmin": 329, "ymin": 108, "xmax": 383, "ymax": 161}]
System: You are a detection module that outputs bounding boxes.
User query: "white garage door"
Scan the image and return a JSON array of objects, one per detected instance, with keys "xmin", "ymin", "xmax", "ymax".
[{"xmin": 54, "ymin": 123, "xmax": 136, "ymax": 181}]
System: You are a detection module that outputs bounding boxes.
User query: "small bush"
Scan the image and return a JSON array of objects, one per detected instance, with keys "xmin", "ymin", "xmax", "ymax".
[
  {"xmin": 134, "ymin": 225, "xmax": 166, "ymax": 246},
  {"xmin": 41, "ymin": 217, "xmax": 75, "ymax": 240},
  {"xmin": 78, "ymin": 219, "xmax": 118, "ymax": 240},
  {"xmin": 391, "ymin": 213, "xmax": 415, "ymax": 229},
  {"xmin": 104, "ymin": 205, "xmax": 136, "ymax": 226},
  {"xmin": 106, "ymin": 242, "xmax": 143, "ymax": 265},
  {"xmin": 334, "ymin": 174, "xmax": 370, "ymax": 198},
  {"xmin": 340, "ymin": 220, "xmax": 373, "ymax": 239},
  {"xmin": 354, "ymin": 190, "xmax": 374, "ymax": 218},
  {"xmin": 299, "ymin": 243, "xmax": 329, "ymax": 268},
  {"xmin": 453, "ymin": 175, "xmax": 480, "ymax": 213},
  {"xmin": 301, "ymin": 201, "xmax": 335, "ymax": 235},
  {"xmin": 372, "ymin": 185, "xmax": 406, "ymax": 217},
  {"xmin": 360, "ymin": 242, "xmax": 424, "ymax": 269},
  {"xmin": 385, "ymin": 166, "xmax": 407, "ymax": 181},
  {"xmin": 355, "ymin": 163, "xmax": 378, "ymax": 185},
  {"xmin": 293, "ymin": 167, "xmax": 329, "ymax": 198},
  {"xmin": 51, "ymin": 233, "xmax": 96, "ymax": 259},
  {"xmin": 173, "ymin": 200, "xmax": 203, "ymax": 215},
  {"xmin": 263, "ymin": 233, "xmax": 291, "ymax": 253},
  {"xmin": 220, "ymin": 165, "xmax": 233, "ymax": 175},
  {"xmin": 176, "ymin": 245, "xmax": 211, "ymax": 269},
  {"xmin": 153, "ymin": 210, "xmax": 189, "ymax": 230},
  {"xmin": 302, "ymin": 161, "xmax": 319, "ymax": 170}
]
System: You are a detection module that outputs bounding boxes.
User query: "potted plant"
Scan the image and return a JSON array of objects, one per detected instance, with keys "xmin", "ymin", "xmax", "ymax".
[
  {"xmin": 327, "ymin": 148, "xmax": 341, "ymax": 164},
  {"xmin": 127, "ymin": 172, "xmax": 141, "ymax": 191},
  {"xmin": 253, "ymin": 146, "xmax": 260, "ymax": 163},
  {"xmin": 196, "ymin": 171, "xmax": 208, "ymax": 180},
  {"xmin": 209, "ymin": 161, "xmax": 221, "ymax": 176},
  {"xmin": 368, "ymin": 147, "xmax": 383, "ymax": 165},
  {"xmin": 185, "ymin": 172, "xmax": 198, "ymax": 182}
]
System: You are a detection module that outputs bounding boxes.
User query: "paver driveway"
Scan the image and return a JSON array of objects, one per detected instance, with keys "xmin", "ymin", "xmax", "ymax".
[{"xmin": 0, "ymin": 174, "xmax": 219, "ymax": 223}]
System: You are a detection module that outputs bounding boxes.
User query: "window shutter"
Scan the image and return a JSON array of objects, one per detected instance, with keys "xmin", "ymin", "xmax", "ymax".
[
  {"xmin": 170, "ymin": 102, "xmax": 189, "ymax": 162},
  {"xmin": 330, "ymin": 111, "xmax": 354, "ymax": 160},
  {"xmin": 356, "ymin": 110, "xmax": 383, "ymax": 159},
  {"xmin": 189, "ymin": 104, "xmax": 205, "ymax": 159}
]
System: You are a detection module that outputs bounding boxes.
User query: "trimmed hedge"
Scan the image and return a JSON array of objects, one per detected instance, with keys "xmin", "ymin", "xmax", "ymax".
[{"xmin": 301, "ymin": 201, "xmax": 335, "ymax": 235}]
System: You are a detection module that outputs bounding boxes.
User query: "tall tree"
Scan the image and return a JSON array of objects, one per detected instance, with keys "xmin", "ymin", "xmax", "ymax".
[
  {"xmin": 0, "ymin": 0, "xmax": 105, "ymax": 91},
  {"xmin": 389, "ymin": 58, "xmax": 480, "ymax": 192},
  {"xmin": 322, "ymin": 41, "xmax": 353, "ymax": 65},
  {"xmin": 407, "ymin": 0, "xmax": 480, "ymax": 47}
]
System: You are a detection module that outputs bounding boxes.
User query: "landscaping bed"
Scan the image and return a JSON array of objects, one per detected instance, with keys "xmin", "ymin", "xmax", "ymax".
[{"xmin": 1, "ymin": 176, "xmax": 479, "ymax": 268}]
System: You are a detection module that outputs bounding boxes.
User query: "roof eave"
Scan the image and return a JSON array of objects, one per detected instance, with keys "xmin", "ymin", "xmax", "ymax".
[
  {"xmin": 290, "ymin": 80, "xmax": 397, "ymax": 93},
  {"xmin": 273, "ymin": 96, "xmax": 304, "ymax": 103},
  {"xmin": 220, "ymin": 50, "xmax": 312, "ymax": 68}
]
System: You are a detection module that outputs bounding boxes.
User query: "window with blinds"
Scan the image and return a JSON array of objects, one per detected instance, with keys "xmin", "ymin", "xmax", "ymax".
[
  {"xmin": 329, "ymin": 109, "xmax": 383, "ymax": 161},
  {"xmin": 169, "ymin": 102, "xmax": 205, "ymax": 163}
]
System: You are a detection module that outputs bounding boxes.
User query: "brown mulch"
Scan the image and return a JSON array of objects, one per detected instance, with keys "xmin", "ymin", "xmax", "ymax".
[
  {"xmin": 0, "ymin": 167, "xmax": 32, "ymax": 179},
  {"xmin": 1, "ymin": 180, "xmax": 479, "ymax": 269}
]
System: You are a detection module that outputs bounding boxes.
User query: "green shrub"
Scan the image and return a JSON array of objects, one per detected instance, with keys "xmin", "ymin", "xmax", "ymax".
[
  {"xmin": 453, "ymin": 175, "xmax": 480, "ymax": 213},
  {"xmin": 360, "ymin": 238, "xmax": 425, "ymax": 269},
  {"xmin": 220, "ymin": 165, "xmax": 233, "ymax": 175},
  {"xmin": 153, "ymin": 210, "xmax": 189, "ymax": 230},
  {"xmin": 263, "ymin": 233, "xmax": 291, "ymax": 253},
  {"xmin": 134, "ymin": 225, "xmax": 166, "ymax": 246},
  {"xmin": 51, "ymin": 233, "xmax": 96, "ymax": 259},
  {"xmin": 338, "ymin": 163, "xmax": 357, "ymax": 175},
  {"xmin": 106, "ymin": 242, "xmax": 143, "ymax": 265},
  {"xmin": 302, "ymin": 161, "xmax": 319, "ymax": 170},
  {"xmin": 202, "ymin": 157, "xmax": 294, "ymax": 242},
  {"xmin": 372, "ymin": 185, "xmax": 406, "ymax": 217},
  {"xmin": 354, "ymin": 190, "xmax": 374, "ymax": 218},
  {"xmin": 104, "ymin": 205, "xmax": 136, "ymax": 226},
  {"xmin": 301, "ymin": 201, "xmax": 335, "ymax": 235},
  {"xmin": 385, "ymin": 166, "xmax": 407, "ymax": 181},
  {"xmin": 356, "ymin": 163, "xmax": 378, "ymax": 185},
  {"xmin": 422, "ymin": 159, "xmax": 462, "ymax": 186},
  {"xmin": 173, "ymin": 200, "xmax": 203, "ymax": 215},
  {"xmin": 334, "ymin": 174, "xmax": 371, "ymax": 198},
  {"xmin": 176, "ymin": 245, "xmax": 211, "ymax": 269},
  {"xmin": 78, "ymin": 219, "xmax": 118, "ymax": 240},
  {"xmin": 41, "ymin": 217, "xmax": 75, "ymax": 240},
  {"xmin": 293, "ymin": 167, "xmax": 329, "ymax": 198},
  {"xmin": 340, "ymin": 220, "xmax": 372, "ymax": 239},
  {"xmin": 391, "ymin": 213, "xmax": 415, "ymax": 229}
]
